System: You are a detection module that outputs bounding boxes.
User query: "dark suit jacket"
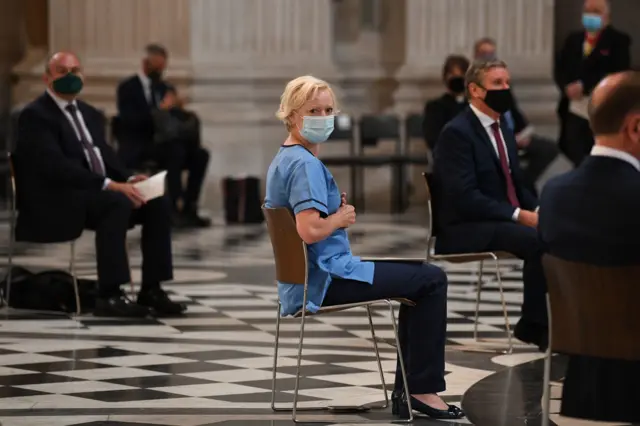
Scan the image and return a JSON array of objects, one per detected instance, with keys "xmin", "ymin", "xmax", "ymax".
[
  {"xmin": 540, "ymin": 155, "xmax": 640, "ymax": 264},
  {"xmin": 538, "ymin": 155, "xmax": 640, "ymax": 421},
  {"xmin": 432, "ymin": 106, "xmax": 537, "ymax": 253},
  {"xmin": 554, "ymin": 26, "xmax": 631, "ymax": 118},
  {"xmin": 14, "ymin": 92, "xmax": 131, "ymax": 243},
  {"xmin": 115, "ymin": 75, "xmax": 173, "ymax": 166},
  {"xmin": 422, "ymin": 93, "xmax": 467, "ymax": 150}
]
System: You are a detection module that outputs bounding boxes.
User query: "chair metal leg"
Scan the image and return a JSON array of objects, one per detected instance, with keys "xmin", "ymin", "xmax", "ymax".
[
  {"xmin": 270, "ymin": 302, "xmax": 282, "ymax": 411},
  {"xmin": 473, "ymin": 260, "xmax": 484, "ymax": 341},
  {"xmin": 495, "ymin": 258, "xmax": 513, "ymax": 353},
  {"xmin": 387, "ymin": 301, "xmax": 413, "ymax": 423},
  {"xmin": 4, "ymin": 217, "xmax": 15, "ymax": 309},
  {"xmin": 292, "ymin": 307, "xmax": 308, "ymax": 423},
  {"xmin": 366, "ymin": 306, "xmax": 389, "ymax": 409},
  {"xmin": 541, "ymin": 348, "xmax": 552, "ymax": 426},
  {"xmin": 69, "ymin": 242, "xmax": 81, "ymax": 316}
]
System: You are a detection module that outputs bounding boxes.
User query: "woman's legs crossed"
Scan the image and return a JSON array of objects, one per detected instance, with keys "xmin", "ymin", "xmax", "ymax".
[{"xmin": 322, "ymin": 261, "xmax": 448, "ymax": 395}]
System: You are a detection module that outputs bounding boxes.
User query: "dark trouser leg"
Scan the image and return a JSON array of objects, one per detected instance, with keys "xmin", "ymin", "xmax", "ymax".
[
  {"xmin": 485, "ymin": 223, "xmax": 547, "ymax": 325},
  {"xmin": 521, "ymin": 135, "xmax": 559, "ymax": 187},
  {"xmin": 85, "ymin": 191, "xmax": 133, "ymax": 298},
  {"xmin": 564, "ymin": 114, "xmax": 594, "ymax": 167},
  {"xmin": 322, "ymin": 262, "xmax": 448, "ymax": 394},
  {"xmin": 157, "ymin": 141, "xmax": 187, "ymax": 211},
  {"xmin": 131, "ymin": 194, "xmax": 174, "ymax": 292},
  {"xmin": 183, "ymin": 146, "xmax": 210, "ymax": 212}
]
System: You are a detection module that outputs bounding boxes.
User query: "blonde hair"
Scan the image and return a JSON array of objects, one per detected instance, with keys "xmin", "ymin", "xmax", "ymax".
[{"xmin": 276, "ymin": 75, "xmax": 336, "ymax": 131}]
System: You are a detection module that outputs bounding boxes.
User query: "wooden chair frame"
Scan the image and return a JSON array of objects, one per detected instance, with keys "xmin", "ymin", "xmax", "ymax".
[
  {"xmin": 422, "ymin": 173, "xmax": 514, "ymax": 353},
  {"xmin": 541, "ymin": 255, "xmax": 640, "ymax": 426},
  {"xmin": 263, "ymin": 206, "xmax": 417, "ymax": 423},
  {"xmin": 3, "ymin": 152, "xmax": 81, "ymax": 316}
]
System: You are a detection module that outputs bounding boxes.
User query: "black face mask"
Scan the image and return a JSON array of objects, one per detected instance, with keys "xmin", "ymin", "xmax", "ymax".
[
  {"xmin": 483, "ymin": 88, "xmax": 514, "ymax": 114},
  {"xmin": 446, "ymin": 76, "xmax": 465, "ymax": 94}
]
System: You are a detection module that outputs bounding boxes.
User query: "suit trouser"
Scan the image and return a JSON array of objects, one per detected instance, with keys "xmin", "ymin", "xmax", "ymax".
[
  {"xmin": 484, "ymin": 222, "xmax": 548, "ymax": 326},
  {"xmin": 85, "ymin": 191, "xmax": 173, "ymax": 297},
  {"xmin": 155, "ymin": 131, "xmax": 210, "ymax": 212},
  {"xmin": 323, "ymin": 262, "xmax": 448, "ymax": 395},
  {"xmin": 563, "ymin": 113, "xmax": 594, "ymax": 167}
]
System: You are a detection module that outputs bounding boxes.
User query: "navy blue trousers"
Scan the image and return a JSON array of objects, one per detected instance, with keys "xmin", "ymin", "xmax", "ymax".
[{"xmin": 323, "ymin": 261, "xmax": 447, "ymax": 394}]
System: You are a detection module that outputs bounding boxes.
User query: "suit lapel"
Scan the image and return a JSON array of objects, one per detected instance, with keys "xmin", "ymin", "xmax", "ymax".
[
  {"xmin": 77, "ymin": 102, "xmax": 103, "ymax": 148},
  {"xmin": 41, "ymin": 93, "xmax": 85, "ymax": 158},
  {"xmin": 465, "ymin": 108, "xmax": 501, "ymax": 169}
]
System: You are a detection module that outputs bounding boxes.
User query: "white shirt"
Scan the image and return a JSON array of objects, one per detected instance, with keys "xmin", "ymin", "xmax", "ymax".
[
  {"xmin": 46, "ymin": 90, "xmax": 111, "ymax": 189},
  {"xmin": 469, "ymin": 103, "xmax": 536, "ymax": 221},
  {"xmin": 591, "ymin": 145, "xmax": 640, "ymax": 171},
  {"xmin": 138, "ymin": 72, "xmax": 160, "ymax": 105}
]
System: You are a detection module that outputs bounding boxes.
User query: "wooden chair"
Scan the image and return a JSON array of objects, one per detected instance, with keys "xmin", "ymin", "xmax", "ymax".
[
  {"xmin": 541, "ymin": 255, "xmax": 640, "ymax": 426},
  {"xmin": 263, "ymin": 206, "xmax": 418, "ymax": 423},
  {"xmin": 421, "ymin": 172, "xmax": 515, "ymax": 352},
  {"xmin": 4, "ymin": 152, "xmax": 82, "ymax": 315}
]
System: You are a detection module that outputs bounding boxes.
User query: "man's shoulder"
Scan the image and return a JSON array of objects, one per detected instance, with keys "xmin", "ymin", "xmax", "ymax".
[
  {"xmin": 604, "ymin": 26, "xmax": 631, "ymax": 45},
  {"xmin": 19, "ymin": 93, "xmax": 54, "ymax": 120},
  {"xmin": 118, "ymin": 74, "xmax": 141, "ymax": 89},
  {"xmin": 441, "ymin": 108, "xmax": 470, "ymax": 135}
]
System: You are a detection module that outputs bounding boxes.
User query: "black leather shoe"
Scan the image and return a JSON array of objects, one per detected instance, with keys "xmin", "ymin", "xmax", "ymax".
[
  {"xmin": 137, "ymin": 288, "xmax": 187, "ymax": 317},
  {"xmin": 391, "ymin": 390, "xmax": 400, "ymax": 415},
  {"xmin": 396, "ymin": 392, "xmax": 465, "ymax": 420},
  {"xmin": 183, "ymin": 211, "xmax": 212, "ymax": 228},
  {"xmin": 94, "ymin": 293, "xmax": 152, "ymax": 318},
  {"xmin": 514, "ymin": 319, "xmax": 549, "ymax": 352}
]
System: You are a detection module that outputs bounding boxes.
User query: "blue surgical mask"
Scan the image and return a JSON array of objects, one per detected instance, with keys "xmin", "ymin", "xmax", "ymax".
[
  {"xmin": 300, "ymin": 115, "xmax": 334, "ymax": 144},
  {"xmin": 582, "ymin": 13, "xmax": 603, "ymax": 32}
]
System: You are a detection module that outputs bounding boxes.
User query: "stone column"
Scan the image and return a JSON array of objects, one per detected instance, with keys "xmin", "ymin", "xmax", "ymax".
[
  {"xmin": 187, "ymin": 0, "xmax": 340, "ymax": 211},
  {"xmin": 394, "ymin": 0, "xmax": 557, "ymax": 116},
  {"xmin": 48, "ymin": 0, "xmax": 192, "ymax": 71}
]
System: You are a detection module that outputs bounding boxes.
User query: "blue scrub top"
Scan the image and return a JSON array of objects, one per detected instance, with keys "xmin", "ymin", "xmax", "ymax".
[{"xmin": 265, "ymin": 144, "xmax": 375, "ymax": 316}]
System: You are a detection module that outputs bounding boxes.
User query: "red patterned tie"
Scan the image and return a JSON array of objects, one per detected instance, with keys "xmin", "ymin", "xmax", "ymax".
[{"xmin": 490, "ymin": 122, "xmax": 520, "ymax": 207}]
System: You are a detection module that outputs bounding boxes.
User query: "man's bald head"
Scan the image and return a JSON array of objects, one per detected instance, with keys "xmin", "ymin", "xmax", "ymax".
[
  {"xmin": 588, "ymin": 71, "xmax": 640, "ymax": 156},
  {"xmin": 584, "ymin": 0, "xmax": 610, "ymax": 16},
  {"xmin": 43, "ymin": 51, "xmax": 84, "ymax": 98}
]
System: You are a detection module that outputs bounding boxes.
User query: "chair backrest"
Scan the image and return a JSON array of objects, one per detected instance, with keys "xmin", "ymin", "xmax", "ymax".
[
  {"xmin": 542, "ymin": 254, "xmax": 640, "ymax": 361},
  {"xmin": 262, "ymin": 206, "xmax": 308, "ymax": 285},
  {"xmin": 328, "ymin": 114, "xmax": 355, "ymax": 141},
  {"xmin": 360, "ymin": 114, "xmax": 400, "ymax": 146},
  {"xmin": 405, "ymin": 113, "xmax": 424, "ymax": 139}
]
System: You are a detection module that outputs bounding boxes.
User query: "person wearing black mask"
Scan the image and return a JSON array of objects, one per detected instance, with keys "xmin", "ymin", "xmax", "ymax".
[
  {"xmin": 473, "ymin": 38, "xmax": 559, "ymax": 196},
  {"xmin": 116, "ymin": 44, "xmax": 211, "ymax": 228},
  {"xmin": 432, "ymin": 60, "xmax": 549, "ymax": 351},
  {"xmin": 422, "ymin": 55, "xmax": 470, "ymax": 150}
]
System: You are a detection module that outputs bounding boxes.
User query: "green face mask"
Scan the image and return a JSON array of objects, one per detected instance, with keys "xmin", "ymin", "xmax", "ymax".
[{"xmin": 51, "ymin": 73, "xmax": 83, "ymax": 95}]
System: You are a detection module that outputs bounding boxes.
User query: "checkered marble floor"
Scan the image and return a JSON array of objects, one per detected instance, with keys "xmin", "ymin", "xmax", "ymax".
[{"xmin": 0, "ymin": 219, "xmax": 557, "ymax": 425}]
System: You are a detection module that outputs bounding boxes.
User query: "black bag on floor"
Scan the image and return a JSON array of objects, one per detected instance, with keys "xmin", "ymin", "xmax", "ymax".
[
  {"xmin": 222, "ymin": 176, "xmax": 264, "ymax": 224},
  {"xmin": 0, "ymin": 266, "xmax": 98, "ymax": 313}
]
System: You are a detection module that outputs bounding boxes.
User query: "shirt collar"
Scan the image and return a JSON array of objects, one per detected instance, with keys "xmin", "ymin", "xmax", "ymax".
[
  {"xmin": 138, "ymin": 71, "xmax": 151, "ymax": 88},
  {"xmin": 591, "ymin": 146, "xmax": 640, "ymax": 171},
  {"xmin": 469, "ymin": 103, "xmax": 498, "ymax": 128},
  {"xmin": 46, "ymin": 89, "xmax": 77, "ymax": 113}
]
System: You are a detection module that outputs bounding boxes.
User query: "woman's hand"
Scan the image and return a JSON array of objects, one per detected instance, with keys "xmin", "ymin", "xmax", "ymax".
[{"xmin": 333, "ymin": 204, "xmax": 356, "ymax": 228}]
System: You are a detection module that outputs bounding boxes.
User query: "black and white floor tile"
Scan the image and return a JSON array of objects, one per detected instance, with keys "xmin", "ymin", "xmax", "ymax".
[{"xmin": 0, "ymin": 220, "xmax": 624, "ymax": 426}]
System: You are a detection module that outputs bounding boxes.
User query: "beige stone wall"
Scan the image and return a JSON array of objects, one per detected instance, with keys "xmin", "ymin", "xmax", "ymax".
[{"xmin": 9, "ymin": 0, "xmax": 558, "ymax": 213}]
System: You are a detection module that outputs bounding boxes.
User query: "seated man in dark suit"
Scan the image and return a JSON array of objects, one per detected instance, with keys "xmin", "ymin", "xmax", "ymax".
[
  {"xmin": 433, "ymin": 60, "xmax": 548, "ymax": 350},
  {"xmin": 474, "ymin": 37, "xmax": 559, "ymax": 193},
  {"xmin": 116, "ymin": 43, "xmax": 210, "ymax": 228},
  {"xmin": 422, "ymin": 55, "xmax": 470, "ymax": 150},
  {"xmin": 554, "ymin": 0, "xmax": 631, "ymax": 166},
  {"xmin": 15, "ymin": 51, "xmax": 186, "ymax": 317},
  {"xmin": 539, "ymin": 71, "xmax": 640, "ymax": 423}
]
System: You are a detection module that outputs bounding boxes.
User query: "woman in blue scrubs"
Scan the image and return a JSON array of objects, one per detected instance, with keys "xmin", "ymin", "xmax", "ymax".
[{"xmin": 265, "ymin": 75, "xmax": 464, "ymax": 420}]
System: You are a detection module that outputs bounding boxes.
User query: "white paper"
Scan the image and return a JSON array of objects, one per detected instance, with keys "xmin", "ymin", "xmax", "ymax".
[
  {"xmin": 133, "ymin": 171, "xmax": 167, "ymax": 202},
  {"xmin": 569, "ymin": 97, "xmax": 590, "ymax": 120}
]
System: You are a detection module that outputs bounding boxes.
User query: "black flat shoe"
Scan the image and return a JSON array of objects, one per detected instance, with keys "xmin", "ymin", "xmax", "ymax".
[
  {"xmin": 94, "ymin": 293, "xmax": 151, "ymax": 318},
  {"xmin": 391, "ymin": 390, "xmax": 400, "ymax": 415},
  {"xmin": 396, "ymin": 392, "xmax": 465, "ymax": 420}
]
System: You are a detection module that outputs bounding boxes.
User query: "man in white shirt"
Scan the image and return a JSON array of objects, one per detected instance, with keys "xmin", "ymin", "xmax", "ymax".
[
  {"xmin": 539, "ymin": 71, "xmax": 640, "ymax": 423},
  {"xmin": 432, "ymin": 59, "xmax": 548, "ymax": 350},
  {"xmin": 14, "ymin": 51, "xmax": 186, "ymax": 318}
]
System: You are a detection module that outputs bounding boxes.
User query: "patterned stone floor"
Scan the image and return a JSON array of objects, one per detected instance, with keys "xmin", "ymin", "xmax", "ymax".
[{"xmin": 0, "ymin": 218, "xmax": 625, "ymax": 426}]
